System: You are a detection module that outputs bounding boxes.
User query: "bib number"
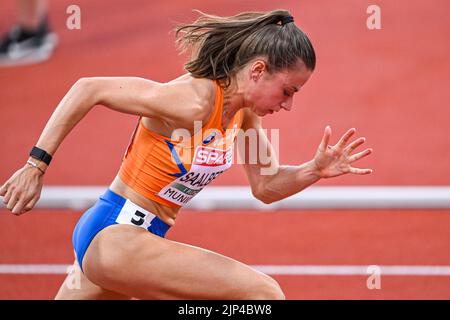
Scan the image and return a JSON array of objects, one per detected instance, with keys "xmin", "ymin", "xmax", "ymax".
[{"xmin": 115, "ymin": 199, "xmax": 156, "ymax": 230}]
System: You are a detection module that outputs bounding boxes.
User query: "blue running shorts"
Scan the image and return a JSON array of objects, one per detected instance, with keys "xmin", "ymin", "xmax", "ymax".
[{"xmin": 72, "ymin": 189, "xmax": 170, "ymax": 272}]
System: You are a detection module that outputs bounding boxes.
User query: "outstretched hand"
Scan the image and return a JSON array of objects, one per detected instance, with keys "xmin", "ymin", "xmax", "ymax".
[{"xmin": 313, "ymin": 126, "xmax": 373, "ymax": 178}]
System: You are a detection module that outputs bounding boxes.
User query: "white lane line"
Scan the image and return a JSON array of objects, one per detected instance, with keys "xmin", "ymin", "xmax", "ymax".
[
  {"xmin": 0, "ymin": 264, "xmax": 70, "ymax": 274},
  {"xmin": 1, "ymin": 186, "xmax": 448, "ymax": 210},
  {"xmin": 1, "ymin": 264, "xmax": 450, "ymax": 276},
  {"xmin": 253, "ymin": 265, "xmax": 450, "ymax": 276}
]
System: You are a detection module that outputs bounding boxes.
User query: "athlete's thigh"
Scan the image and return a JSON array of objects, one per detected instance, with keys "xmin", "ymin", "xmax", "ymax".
[
  {"xmin": 83, "ymin": 225, "xmax": 282, "ymax": 299},
  {"xmin": 55, "ymin": 258, "xmax": 131, "ymax": 300}
]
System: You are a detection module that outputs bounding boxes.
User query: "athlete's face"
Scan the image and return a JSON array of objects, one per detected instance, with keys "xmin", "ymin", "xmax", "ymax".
[{"xmin": 245, "ymin": 59, "xmax": 313, "ymax": 116}]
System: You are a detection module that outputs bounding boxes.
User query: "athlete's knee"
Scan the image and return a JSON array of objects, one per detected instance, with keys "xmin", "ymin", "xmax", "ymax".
[
  {"xmin": 258, "ymin": 278, "xmax": 285, "ymax": 300},
  {"xmin": 245, "ymin": 276, "xmax": 285, "ymax": 300}
]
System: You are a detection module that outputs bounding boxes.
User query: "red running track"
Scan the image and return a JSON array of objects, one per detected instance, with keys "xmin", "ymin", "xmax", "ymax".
[{"xmin": 1, "ymin": 209, "xmax": 449, "ymax": 299}]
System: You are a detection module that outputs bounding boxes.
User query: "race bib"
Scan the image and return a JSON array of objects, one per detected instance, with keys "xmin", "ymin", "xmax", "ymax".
[
  {"xmin": 115, "ymin": 199, "xmax": 156, "ymax": 230},
  {"xmin": 158, "ymin": 146, "xmax": 233, "ymax": 206}
]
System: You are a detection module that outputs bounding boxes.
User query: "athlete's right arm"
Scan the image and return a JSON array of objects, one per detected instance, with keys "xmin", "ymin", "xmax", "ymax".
[{"xmin": 0, "ymin": 77, "xmax": 207, "ymax": 215}]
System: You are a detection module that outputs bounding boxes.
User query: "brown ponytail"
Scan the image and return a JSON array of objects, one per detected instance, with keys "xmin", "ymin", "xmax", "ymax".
[{"xmin": 175, "ymin": 9, "xmax": 316, "ymax": 87}]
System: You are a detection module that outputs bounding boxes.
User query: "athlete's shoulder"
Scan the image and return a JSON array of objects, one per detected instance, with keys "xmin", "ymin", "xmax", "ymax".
[{"xmin": 164, "ymin": 74, "xmax": 215, "ymax": 125}]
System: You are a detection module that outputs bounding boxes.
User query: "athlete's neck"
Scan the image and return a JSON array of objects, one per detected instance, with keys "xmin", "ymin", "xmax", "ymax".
[{"xmin": 222, "ymin": 75, "xmax": 245, "ymax": 129}]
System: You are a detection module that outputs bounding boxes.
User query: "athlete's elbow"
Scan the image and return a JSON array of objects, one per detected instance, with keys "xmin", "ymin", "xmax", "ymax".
[
  {"xmin": 72, "ymin": 77, "xmax": 99, "ymax": 105},
  {"xmin": 73, "ymin": 77, "xmax": 95, "ymax": 89},
  {"xmin": 257, "ymin": 195, "xmax": 275, "ymax": 205},
  {"xmin": 256, "ymin": 193, "xmax": 278, "ymax": 205},
  {"xmin": 252, "ymin": 185, "xmax": 277, "ymax": 204}
]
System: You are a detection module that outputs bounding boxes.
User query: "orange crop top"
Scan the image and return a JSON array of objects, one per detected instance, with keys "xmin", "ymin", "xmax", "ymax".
[{"xmin": 118, "ymin": 80, "xmax": 244, "ymax": 208}]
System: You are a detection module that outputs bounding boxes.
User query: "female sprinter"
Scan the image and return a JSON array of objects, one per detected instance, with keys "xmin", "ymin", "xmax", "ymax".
[{"xmin": 0, "ymin": 10, "xmax": 372, "ymax": 299}]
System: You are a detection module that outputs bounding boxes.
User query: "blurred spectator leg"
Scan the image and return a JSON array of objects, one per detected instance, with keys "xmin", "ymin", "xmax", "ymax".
[{"xmin": 0, "ymin": 0, "xmax": 58, "ymax": 67}]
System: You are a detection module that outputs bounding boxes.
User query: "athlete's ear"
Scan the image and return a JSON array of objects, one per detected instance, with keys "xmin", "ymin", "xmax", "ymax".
[{"xmin": 250, "ymin": 59, "xmax": 268, "ymax": 82}]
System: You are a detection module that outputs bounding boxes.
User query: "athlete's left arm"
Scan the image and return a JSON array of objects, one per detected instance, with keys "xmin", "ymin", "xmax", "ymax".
[{"xmin": 238, "ymin": 110, "xmax": 373, "ymax": 204}]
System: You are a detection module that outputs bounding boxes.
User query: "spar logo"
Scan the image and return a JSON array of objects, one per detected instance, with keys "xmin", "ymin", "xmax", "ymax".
[
  {"xmin": 194, "ymin": 147, "xmax": 232, "ymax": 166},
  {"xmin": 202, "ymin": 132, "xmax": 216, "ymax": 145}
]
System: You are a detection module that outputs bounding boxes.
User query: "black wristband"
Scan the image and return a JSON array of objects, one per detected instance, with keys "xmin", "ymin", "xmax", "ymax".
[{"xmin": 29, "ymin": 146, "xmax": 53, "ymax": 165}]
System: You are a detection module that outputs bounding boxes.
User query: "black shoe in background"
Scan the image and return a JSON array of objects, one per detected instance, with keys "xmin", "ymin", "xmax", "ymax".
[{"xmin": 0, "ymin": 17, "xmax": 58, "ymax": 67}]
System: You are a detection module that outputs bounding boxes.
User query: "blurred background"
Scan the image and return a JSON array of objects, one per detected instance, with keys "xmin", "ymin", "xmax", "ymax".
[{"xmin": 0, "ymin": 0, "xmax": 449, "ymax": 299}]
